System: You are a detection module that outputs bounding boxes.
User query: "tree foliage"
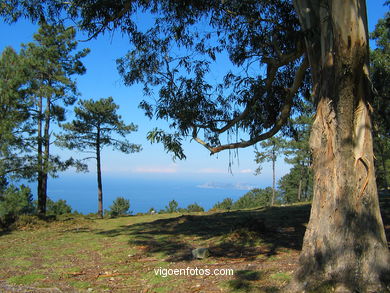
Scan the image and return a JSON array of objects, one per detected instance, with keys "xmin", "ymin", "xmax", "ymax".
[
  {"xmin": 186, "ymin": 202, "xmax": 204, "ymax": 212},
  {"xmin": 0, "ymin": 47, "xmax": 34, "ymax": 182},
  {"xmin": 108, "ymin": 197, "xmax": 131, "ymax": 217},
  {"xmin": 57, "ymin": 97, "xmax": 141, "ymax": 155},
  {"xmin": 2, "ymin": 0, "xmax": 389, "ymax": 290},
  {"xmin": 212, "ymin": 197, "xmax": 234, "ymax": 211},
  {"xmin": 0, "ymin": 185, "xmax": 34, "ymax": 228},
  {"xmin": 232, "ymin": 187, "xmax": 273, "ymax": 210},
  {"xmin": 1, "ymin": 23, "xmax": 89, "ymax": 215},
  {"xmin": 56, "ymin": 97, "xmax": 141, "ymax": 217},
  {"xmin": 254, "ymin": 135, "xmax": 286, "ymax": 206},
  {"xmin": 46, "ymin": 198, "xmax": 72, "ymax": 216},
  {"xmin": 165, "ymin": 199, "xmax": 179, "ymax": 213},
  {"xmin": 371, "ymin": 13, "xmax": 390, "ymax": 189},
  {"xmin": 0, "ymin": 0, "xmax": 310, "ymax": 158},
  {"xmin": 278, "ymin": 165, "xmax": 313, "ymax": 203}
]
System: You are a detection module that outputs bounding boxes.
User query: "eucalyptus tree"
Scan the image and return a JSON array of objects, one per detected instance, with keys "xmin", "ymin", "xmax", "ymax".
[
  {"xmin": 56, "ymin": 97, "xmax": 141, "ymax": 218},
  {"xmin": 2, "ymin": 0, "xmax": 389, "ymax": 291}
]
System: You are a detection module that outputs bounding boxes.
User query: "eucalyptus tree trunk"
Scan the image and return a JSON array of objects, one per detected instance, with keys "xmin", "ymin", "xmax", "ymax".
[{"xmin": 289, "ymin": 0, "xmax": 390, "ymax": 291}]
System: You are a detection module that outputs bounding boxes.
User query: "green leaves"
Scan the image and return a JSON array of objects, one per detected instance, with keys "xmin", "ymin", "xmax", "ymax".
[
  {"xmin": 57, "ymin": 97, "xmax": 141, "ymax": 155},
  {"xmin": 147, "ymin": 128, "xmax": 186, "ymax": 160}
]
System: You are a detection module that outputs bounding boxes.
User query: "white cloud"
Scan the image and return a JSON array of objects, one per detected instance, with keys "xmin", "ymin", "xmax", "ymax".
[
  {"xmin": 195, "ymin": 168, "xmax": 226, "ymax": 174},
  {"xmin": 239, "ymin": 169, "xmax": 253, "ymax": 174},
  {"xmin": 131, "ymin": 163, "xmax": 178, "ymax": 174}
]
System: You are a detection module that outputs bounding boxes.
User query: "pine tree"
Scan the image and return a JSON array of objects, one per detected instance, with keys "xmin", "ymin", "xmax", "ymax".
[
  {"xmin": 20, "ymin": 22, "xmax": 89, "ymax": 215},
  {"xmin": 371, "ymin": 15, "xmax": 390, "ymax": 189},
  {"xmin": 254, "ymin": 136, "xmax": 285, "ymax": 206},
  {"xmin": 0, "ymin": 47, "xmax": 33, "ymax": 183},
  {"xmin": 56, "ymin": 97, "xmax": 141, "ymax": 218},
  {"xmin": 283, "ymin": 109, "xmax": 313, "ymax": 202},
  {"xmin": 2, "ymin": 0, "xmax": 389, "ymax": 290}
]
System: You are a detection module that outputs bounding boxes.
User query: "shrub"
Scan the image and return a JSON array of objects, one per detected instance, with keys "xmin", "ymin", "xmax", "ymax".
[
  {"xmin": 0, "ymin": 185, "xmax": 34, "ymax": 229},
  {"xmin": 108, "ymin": 197, "xmax": 130, "ymax": 217},
  {"xmin": 14, "ymin": 214, "xmax": 46, "ymax": 230},
  {"xmin": 212, "ymin": 197, "xmax": 233, "ymax": 210},
  {"xmin": 187, "ymin": 202, "xmax": 204, "ymax": 212},
  {"xmin": 232, "ymin": 188, "xmax": 273, "ymax": 210},
  {"xmin": 165, "ymin": 199, "xmax": 178, "ymax": 213},
  {"xmin": 46, "ymin": 198, "xmax": 72, "ymax": 216}
]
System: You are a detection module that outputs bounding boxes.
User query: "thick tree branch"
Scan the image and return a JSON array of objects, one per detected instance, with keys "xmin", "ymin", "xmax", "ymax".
[
  {"xmin": 193, "ymin": 56, "xmax": 308, "ymax": 154},
  {"xmin": 191, "ymin": 43, "xmax": 305, "ymax": 135}
]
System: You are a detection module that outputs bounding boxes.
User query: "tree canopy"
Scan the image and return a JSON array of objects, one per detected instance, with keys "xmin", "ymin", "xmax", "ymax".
[
  {"xmin": 1, "ymin": 0, "xmax": 389, "ymax": 291},
  {"xmin": 0, "ymin": 0, "xmax": 310, "ymax": 158}
]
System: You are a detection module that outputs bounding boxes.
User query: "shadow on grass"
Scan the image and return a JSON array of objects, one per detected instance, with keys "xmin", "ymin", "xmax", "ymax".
[
  {"xmin": 227, "ymin": 269, "xmax": 281, "ymax": 292},
  {"xmin": 91, "ymin": 204, "xmax": 311, "ymax": 262}
]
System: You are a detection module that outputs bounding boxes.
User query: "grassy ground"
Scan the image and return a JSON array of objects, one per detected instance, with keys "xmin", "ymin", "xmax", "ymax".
[{"xmin": 0, "ymin": 192, "xmax": 389, "ymax": 293}]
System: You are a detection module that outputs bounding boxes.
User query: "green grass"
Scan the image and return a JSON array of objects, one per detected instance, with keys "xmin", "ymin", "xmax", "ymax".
[
  {"xmin": 7, "ymin": 273, "xmax": 46, "ymax": 285},
  {"xmin": 0, "ymin": 205, "xmax": 309, "ymax": 291},
  {"xmin": 0, "ymin": 195, "xmax": 388, "ymax": 292},
  {"xmin": 270, "ymin": 272, "xmax": 292, "ymax": 281}
]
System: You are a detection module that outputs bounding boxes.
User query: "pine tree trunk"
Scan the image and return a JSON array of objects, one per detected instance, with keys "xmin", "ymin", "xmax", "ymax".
[
  {"xmin": 42, "ymin": 96, "xmax": 51, "ymax": 214},
  {"xmin": 271, "ymin": 154, "xmax": 276, "ymax": 206},
  {"xmin": 37, "ymin": 96, "xmax": 45, "ymax": 216},
  {"xmin": 96, "ymin": 130, "xmax": 103, "ymax": 218},
  {"xmin": 290, "ymin": 0, "xmax": 390, "ymax": 291},
  {"xmin": 297, "ymin": 164, "xmax": 305, "ymax": 202}
]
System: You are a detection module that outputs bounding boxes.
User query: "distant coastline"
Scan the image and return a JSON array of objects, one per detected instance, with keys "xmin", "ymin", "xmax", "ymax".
[{"xmin": 21, "ymin": 173, "xmax": 268, "ymax": 214}]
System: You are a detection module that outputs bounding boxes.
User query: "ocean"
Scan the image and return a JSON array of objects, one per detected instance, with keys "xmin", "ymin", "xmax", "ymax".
[{"xmin": 24, "ymin": 172, "xmax": 268, "ymax": 214}]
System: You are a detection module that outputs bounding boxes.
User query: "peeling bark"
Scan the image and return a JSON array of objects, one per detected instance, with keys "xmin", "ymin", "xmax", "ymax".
[{"xmin": 290, "ymin": 0, "xmax": 390, "ymax": 291}]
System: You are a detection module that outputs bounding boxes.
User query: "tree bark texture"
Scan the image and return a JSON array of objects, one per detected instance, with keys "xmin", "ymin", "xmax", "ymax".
[
  {"xmin": 272, "ymin": 150, "xmax": 276, "ymax": 206},
  {"xmin": 37, "ymin": 96, "xmax": 45, "ymax": 216},
  {"xmin": 291, "ymin": 0, "xmax": 390, "ymax": 291},
  {"xmin": 42, "ymin": 96, "xmax": 51, "ymax": 215},
  {"xmin": 96, "ymin": 130, "xmax": 103, "ymax": 218}
]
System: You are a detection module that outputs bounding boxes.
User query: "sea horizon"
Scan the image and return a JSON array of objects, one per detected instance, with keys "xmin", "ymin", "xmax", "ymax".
[{"xmin": 20, "ymin": 172, "xmax": 272, "ymax": 214}]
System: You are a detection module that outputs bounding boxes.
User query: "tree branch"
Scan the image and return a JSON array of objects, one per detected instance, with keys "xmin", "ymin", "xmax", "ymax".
[
  {"xmin": 193, "ymin": 56, "xmax": 308, "ymax": 155},
  {"xmin": 191, "ymin": 43, "xmax": 304, "ymax": 135}
]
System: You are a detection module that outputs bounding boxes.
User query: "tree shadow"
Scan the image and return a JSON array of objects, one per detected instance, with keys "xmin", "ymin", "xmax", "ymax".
[
  {"xmin": 94, "ymin": 204, "xmax": 311, "ymax": 262},
  {"xmin": 227, "ymin": 269, "xmax": 263, "ymax": 292},
  {"xmin": 227, "ymin": 269, "xmax": 282, "ymax": 292}
]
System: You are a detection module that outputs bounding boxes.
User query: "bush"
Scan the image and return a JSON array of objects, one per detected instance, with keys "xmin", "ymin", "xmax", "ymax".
[
  {"xmin": 14, "ymin": 214, "xmax": 46, "ymax": 230},
  {"xmin": 0, "ymin": 185, "xmax": 34, "ymax": 229},
  {"xmin": 165, "ymin": 199, "xmax": 178, "ymax": 213},
  {"xmin": 232, "ymin": 188, "xmax": 273, "ymax": 210},
  {"xmin": 108, "ymin": 197, "xmax": 131, "ymax": 217},
  {"xmin": 212, "ymin": 197, "xmax": 233, "ymax": 210},
  {"xmin": 46, "ymin": 198, "xmax": 72, "ymax": 216},
  {"xmin": 187, "ymin": 202, "xmax": 204, "ymax": 212}
]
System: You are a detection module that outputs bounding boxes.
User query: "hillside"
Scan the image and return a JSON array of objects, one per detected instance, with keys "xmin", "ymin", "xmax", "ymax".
[{"xmin": 0, "ymin": 192, "xmax": 389, "ymax": 293}]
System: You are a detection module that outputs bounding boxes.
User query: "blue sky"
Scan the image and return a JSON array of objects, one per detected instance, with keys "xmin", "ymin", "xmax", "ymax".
[{"xmin": 0, "ymin": 1, "xmax": 388, "ymax": 189}]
